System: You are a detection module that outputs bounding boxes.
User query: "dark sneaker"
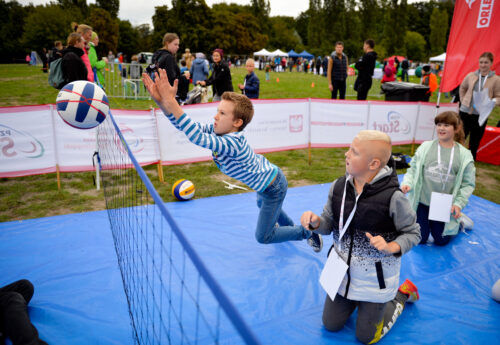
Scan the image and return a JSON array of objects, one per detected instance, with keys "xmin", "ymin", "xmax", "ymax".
[{"xmin": 307, "ymin": 232, "xmax": 323, "ymax": 253}]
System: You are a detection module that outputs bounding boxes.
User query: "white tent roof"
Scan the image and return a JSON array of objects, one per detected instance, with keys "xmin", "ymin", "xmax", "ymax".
[
  {"xmin": 253, "ymin": 49, "xmax": 272, "ymax": 56},
  {"xmin": 429, "ymin": 53, "xmax": 446, "ymax": 62},
  {"xmin": 270, "ymin": 49, "xmax": 288, "ymax": 57}
]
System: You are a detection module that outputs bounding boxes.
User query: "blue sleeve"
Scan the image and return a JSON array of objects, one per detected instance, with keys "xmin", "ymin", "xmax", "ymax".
[
  {"xmin": 165, "ymin": 112, "xmax": 213, "ymax": 134},
  {"xmin": 245, "ymin": 75, "xmax": 260, "ymax": 93},
  {"xmin": 176, "ymin": 113, "xmax": 239, "ymax": 156}
]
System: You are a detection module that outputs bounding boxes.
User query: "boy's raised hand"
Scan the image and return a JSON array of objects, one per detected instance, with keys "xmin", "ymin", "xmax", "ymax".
[
  {"xmin": 142, "ymin": 69, "xmax": 183, "ymax": 118},
  {"xmin": 301, "ymin": 211, "xmax": 320, "ymax": 230},
  {"xmin": 366, "ymin": 233, "xmax": 400, "ymax": 255}
]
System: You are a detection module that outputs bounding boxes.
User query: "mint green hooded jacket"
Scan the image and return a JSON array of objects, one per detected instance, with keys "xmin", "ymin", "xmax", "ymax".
[{"xmin": 402, "ymin": 140, "xmax": 475, "ymax": 236}]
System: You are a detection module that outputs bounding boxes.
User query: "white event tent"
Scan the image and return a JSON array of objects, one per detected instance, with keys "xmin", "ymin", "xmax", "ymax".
[
  {"xmin": 270, "ymin": 49, "xmax": 288, "ymax": 57},
  {"xmin": 429, "ymin": 53, "xmax": 446, "ymax": 62},
  {"xmin": 253, "ymin": 49, "xmax": 272, "ymax": 57}
]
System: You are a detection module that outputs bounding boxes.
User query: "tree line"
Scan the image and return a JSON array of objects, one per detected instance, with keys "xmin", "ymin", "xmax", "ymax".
[{"xmin": 0, "ymin": 0, "xmax": 453, "ymax": 63}]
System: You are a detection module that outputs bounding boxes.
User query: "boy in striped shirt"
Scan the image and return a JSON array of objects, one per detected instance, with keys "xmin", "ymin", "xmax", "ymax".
[{"xmin": 143, "ymin": 69, "xmax": 322, "ymax": 251}]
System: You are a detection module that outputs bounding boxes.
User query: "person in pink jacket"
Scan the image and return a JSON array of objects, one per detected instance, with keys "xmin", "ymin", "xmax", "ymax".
[{"xmin": 76, "ymin": 24, "xmax": 94, "ymax": 82}]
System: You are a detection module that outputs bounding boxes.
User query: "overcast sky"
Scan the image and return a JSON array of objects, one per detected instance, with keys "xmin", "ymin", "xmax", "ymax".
[{"xmin": 19, "ymin": 0, "xmax": 311, "ymax": 26}]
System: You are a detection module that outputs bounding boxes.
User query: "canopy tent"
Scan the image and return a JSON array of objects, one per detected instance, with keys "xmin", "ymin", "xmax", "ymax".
[
  {"xmin": 429, "ymin": 53, "xmax": 446, "ymax": 62},
  {"xmin": 287, "ymin": 50, "xmax": 299, "ymax": 58},
  {"xmin": 270, "ymin": 49, "xmax": 288, "ymax": 57},
  {"xmin": 298, "ymin": 50, "xmax": 314, "ymax": 59},
  {"xmin": 384, "ymin": 55, "xmax": 406, "ymax": 62},
  {"xmin": 253, "ymin": 48, "xmax": 272, "ymax": 57}
]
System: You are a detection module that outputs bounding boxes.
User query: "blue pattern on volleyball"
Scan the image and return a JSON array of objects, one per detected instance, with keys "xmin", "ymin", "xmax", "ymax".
[
  {"xmin": 173, "ymin": 180, "xmax": 185, "ymax": 200},
  {"xmin": 75, "ymin": 82, "xmax": 95, "ymax": 123}
]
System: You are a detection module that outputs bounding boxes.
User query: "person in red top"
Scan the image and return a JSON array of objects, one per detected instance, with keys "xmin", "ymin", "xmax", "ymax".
[{"xmin": 381, "ymin": 59, "xmax": 396, "ymax": 84}]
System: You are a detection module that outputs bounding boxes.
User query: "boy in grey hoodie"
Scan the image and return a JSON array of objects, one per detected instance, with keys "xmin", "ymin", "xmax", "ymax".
[{"xmin": 301, "ymin": 130, "xmax": 421, "ymax": 344}]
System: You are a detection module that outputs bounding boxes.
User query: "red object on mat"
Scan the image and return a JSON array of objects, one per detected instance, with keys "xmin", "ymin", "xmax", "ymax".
[{"xmin": 476, "ymin": 126, "xmax": 500, "ymax": 165}]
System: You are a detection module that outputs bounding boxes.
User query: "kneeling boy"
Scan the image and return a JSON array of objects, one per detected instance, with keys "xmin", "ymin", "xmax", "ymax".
[{"xmin": 301, "ymin": 130, "xmax": 421, "ymax": 344}]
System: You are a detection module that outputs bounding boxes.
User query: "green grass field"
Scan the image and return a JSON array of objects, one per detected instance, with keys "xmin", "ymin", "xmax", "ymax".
[{"xmin": 0, "ymin": 64, "xmax": 498, "ymax": 221}]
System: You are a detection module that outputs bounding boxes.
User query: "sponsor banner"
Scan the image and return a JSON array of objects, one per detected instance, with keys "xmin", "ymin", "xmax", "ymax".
[
  {"xmin": 367, "ymin": 102, "xmax": 417, "ymax": 144},
  {"xmin": 54, "ymin": 109, "xmax": 159, "ymax": 172},
  {"xmin": 414, "ymin": 103, "xmax": 459, "ymax": 143},
  {"xmin": 441, "ymin": 0, "xmax": 500, "ymax": 92},
  {"xmin": 0, "ymin": 106, "xmax": 56, "ymax": 177},
  {"xmin": 247, "ymin": 101, "xmax": 309, "ymax": 151},
  {"xmin": 310, "ymin": 101, "xmax": 368, "ymax": 147}
]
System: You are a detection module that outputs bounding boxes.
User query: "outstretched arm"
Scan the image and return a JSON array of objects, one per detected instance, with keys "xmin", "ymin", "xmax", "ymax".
[{"xmin": 142, "ymin": 69, "xmax": 183, "ymax": 120}]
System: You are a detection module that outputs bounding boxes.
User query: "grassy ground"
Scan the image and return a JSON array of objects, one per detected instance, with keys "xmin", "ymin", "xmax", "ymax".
[{"xmin": 0, "ymin": 64, "xmax": 498, "ymax": 221}]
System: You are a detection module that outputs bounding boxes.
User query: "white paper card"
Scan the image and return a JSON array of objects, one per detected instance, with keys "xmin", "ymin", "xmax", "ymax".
[
  {"xmin": 319, "ymin": 249, "xmax": 349, "ymax": 301},
  {"xmin": 473, "ymin": 89, "xmax": 495, "ymax": 126},
  {"xmin": 428, "ymin": 192, "xmax": 453, "ymax": 223}
]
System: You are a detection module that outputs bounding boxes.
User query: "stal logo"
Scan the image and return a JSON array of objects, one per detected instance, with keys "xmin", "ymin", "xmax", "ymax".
[
  {"xmin": 289, "ymin": 114, "xmax": 303, "ymax": 132},
  {"xmin": 372, "ymin": 111, "xmax": 411, "ymax": 134},
  {"xmin": 0, "ymin": 124, "xmax": 44, "ymax": 158},
  {"xmin": 115, "ymin": 123, "xmax": 144, "ymax": 154}
]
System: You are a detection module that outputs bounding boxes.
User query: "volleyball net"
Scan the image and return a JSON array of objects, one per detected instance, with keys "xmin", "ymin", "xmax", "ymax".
[{"xmin": 96, "ymin": 110, "xmax": 261, "ymax": 345}]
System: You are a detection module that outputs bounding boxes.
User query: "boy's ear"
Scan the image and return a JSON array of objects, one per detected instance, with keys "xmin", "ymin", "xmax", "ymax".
[
  {"xmin": 233, "ymin": 118, "xmax": 243, "ymax": 129},
  {"xmin": 368, "ymin": 158, "xmax": 381, "ymax": 171}
]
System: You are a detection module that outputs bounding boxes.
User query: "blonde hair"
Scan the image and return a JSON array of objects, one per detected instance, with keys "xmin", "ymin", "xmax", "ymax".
[
  {"xmin": 355, "ymin": 130, "xmax": 392, "ymax": 166},
  {"xmin": 67, "ymin": 32, "xmax": 82, "ymax": 47},
  {"xmin": 221, "ymin": 92, "xmax": 254, "ymax": 131},
  {"xmin": 246, "ymin": 58, "xmax": 255, "ymax": 66},
  {"xmin": 163, "ymin": 33, "xmax": 179, "ymax": 46},
  {"xmin": 76, "ymin": 24, "xmax": 92, "ymax": 35}
]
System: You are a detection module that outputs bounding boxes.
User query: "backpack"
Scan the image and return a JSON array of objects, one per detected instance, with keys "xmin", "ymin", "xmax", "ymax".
[
  {"xmin": 392, "ymin": 152, "xmax": 410, "ymax": 169},
  {"xmin": 48, "ymin": 58, "xmax": 65, "ymax": 89}
]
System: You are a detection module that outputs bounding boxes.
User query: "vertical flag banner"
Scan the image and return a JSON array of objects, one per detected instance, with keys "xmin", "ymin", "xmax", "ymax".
[{"xmin": 440, "ymin": 0, "xmax": 500, "ymax": 92}]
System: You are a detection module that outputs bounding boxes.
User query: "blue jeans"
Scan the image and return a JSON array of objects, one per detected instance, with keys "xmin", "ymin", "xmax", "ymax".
[
  {"xmin": 416, "ymin": 203, "xmax": 451, "ymax": 246},
  {"xmin": 255, "ymin": 169, "xmax": 311, "ymax": 244}
]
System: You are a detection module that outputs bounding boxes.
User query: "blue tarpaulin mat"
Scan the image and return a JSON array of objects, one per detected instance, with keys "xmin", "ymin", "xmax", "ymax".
[{"xmin": 1, "ymin": 182, "xmax": 499, "ymax": 344}]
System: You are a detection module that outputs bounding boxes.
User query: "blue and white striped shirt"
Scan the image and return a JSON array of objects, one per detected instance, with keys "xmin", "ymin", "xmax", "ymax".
[{"xmin": 166, "ymin": 112, "xmax": 278, "ymax": 192}]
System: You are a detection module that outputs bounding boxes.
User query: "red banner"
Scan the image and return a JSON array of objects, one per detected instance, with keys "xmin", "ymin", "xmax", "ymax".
[{"xmin": 441, "ymin": 0, "xmax": 500, "ymax": 92}]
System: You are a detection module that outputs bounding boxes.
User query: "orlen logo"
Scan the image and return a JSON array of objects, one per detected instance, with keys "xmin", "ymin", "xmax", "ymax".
[
  {"xmin": 371, "ymin": 111, "xmax": 411, "ymax": 134},
  {"xmin": 476, "ymin": 0, "xmax": 495, "ymax": 28},
  {"xmin": 0, "ymin": 124, "xmax": 44, "ymax": 158},
  {"xmin": 116, "ymin": 123, "xmax": 144, "ymax": 154},
  {"xmin": 289, "ymin": 114, "xmax": 303, "ymax": 132}
]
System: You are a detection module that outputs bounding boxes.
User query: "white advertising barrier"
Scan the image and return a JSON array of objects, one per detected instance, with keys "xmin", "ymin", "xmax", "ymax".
[
  {"xmin": 0, "ymin": 105, "xmax": 57, "ymax": 177},
  {"xmin": 414, "ymin": 103, "xmax": 459, "ymax": 143},
  {"xmin": 156, "ymin": 100, "xmax": 310, "ymax": 164},
  {"xmin": 54, "ymin": 108, "xmax": 159, "ymax": 172},
  {"xmin": 310, "ymin": 100, "xmax": 368, "ymax": 147},
  {"xmin": 367, "ymin": 101, "xmax": 419, "ymax": 145}
]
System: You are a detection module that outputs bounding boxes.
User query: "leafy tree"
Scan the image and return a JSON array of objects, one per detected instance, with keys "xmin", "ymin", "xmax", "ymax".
[
  {"xmin": 307, "ymin": 0, "xmax": 323, "ymax": 50},
  {"xmin": 22, "ymin": 4, "xmax": 82, "ymax": 53},
  {"xmin": 118, "ymin": 20, "xmax": 139, "ymax": 59},
  {"xmin": 0, "ymin": 0, "xmax": 32, "ymax": 62},
  {"xmin": 95, "ymin": 0, "xmax": 119, "ymax": 18},
  {"xmin": 269, "ymin": 16, "xmax": 299, "ymax": 50},
  {"xmin": 405, "ymin": 31, "xmax": 426, "ymax": 61},
  {"xmin": 87, "ymin": 7, "xmax": 119, "ymax": 58},
  {"xmin": 359, "ymin": 0, "xmax": 379, "ymax": 41},
  {"xmin": 57, "ymin": 0, "xmax": 88, "ymax": 17},
  {"xmin": 251, "ymin": 0, "xmax": 271, "ymax": 34},
  {"xmin": 295, "ymin": 10, "xmax": 310, "ymax": 46},
  {"xmin": 323, "ymin": 0, "xmax": 347, "ymax": 51},
  {"xmin": 429, "ymin": 7, "xmax": 448, "ymax": 55},
  {"xmin": 135, "ymin": 24, "xmax": 153, "ymax": 52}
]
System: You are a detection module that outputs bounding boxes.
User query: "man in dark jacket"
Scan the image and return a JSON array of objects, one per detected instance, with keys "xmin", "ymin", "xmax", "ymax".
[
  {"xmin": 61, "ymin": 33, "xmax": 88, "ymax": 85},
  {"xmin": 354, "ymin": 39, "xmax": 378, "ymax": 100},
  {"xmin": 327, "ymin": 41, "xmax": 348, "ymax": 99},
  {"xmin": 238, "ymin": 58, "xmax": 260, "ymax": 99}
]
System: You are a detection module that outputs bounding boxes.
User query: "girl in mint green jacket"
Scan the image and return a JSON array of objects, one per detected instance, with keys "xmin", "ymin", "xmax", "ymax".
[
  {"xmin": 88, "ymin": 32, "xmax": 108, "ymax": 88},
  {"xmin": 401, "ymin": 111, "xmax": 475, "ymax": 245}
]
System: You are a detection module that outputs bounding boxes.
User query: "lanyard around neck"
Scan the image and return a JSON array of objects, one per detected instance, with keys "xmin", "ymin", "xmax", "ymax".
[
  {"xmin": 480, "ymin": 74, "xmax": 488, "ymax": 91},
  {"xmin": 338, "ymin": 176, "xmax": 362, "ymax": 250},
  {"xmin": 437, "ymin": 143, "xmax": 455, "ymax": 191}
]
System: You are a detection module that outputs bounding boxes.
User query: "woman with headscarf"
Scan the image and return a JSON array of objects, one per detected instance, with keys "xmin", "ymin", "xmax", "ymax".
[
  {"xmin": 152, "ymin": 32, "xmax": 190, "ymax": 102},
  {"xmin": 459, "ymin": 52, "xmax": 500, "ymax": 160},
  {"xmin": 197, "ymin": 49, "xmax": 233, "ymax": 102}
]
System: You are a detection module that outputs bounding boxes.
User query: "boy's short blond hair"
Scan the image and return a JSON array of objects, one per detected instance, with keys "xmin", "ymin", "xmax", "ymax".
[
  {"xmin": 246, "ymin": 58, "xmax": 255, "ymax": 66},
  {"xmin": 355, "ymin": 130, "xmax": 392, "ymax": 166},
  {"xmin": 221, "ymin": 92, "xmax": 254, "ymax": 131}
]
